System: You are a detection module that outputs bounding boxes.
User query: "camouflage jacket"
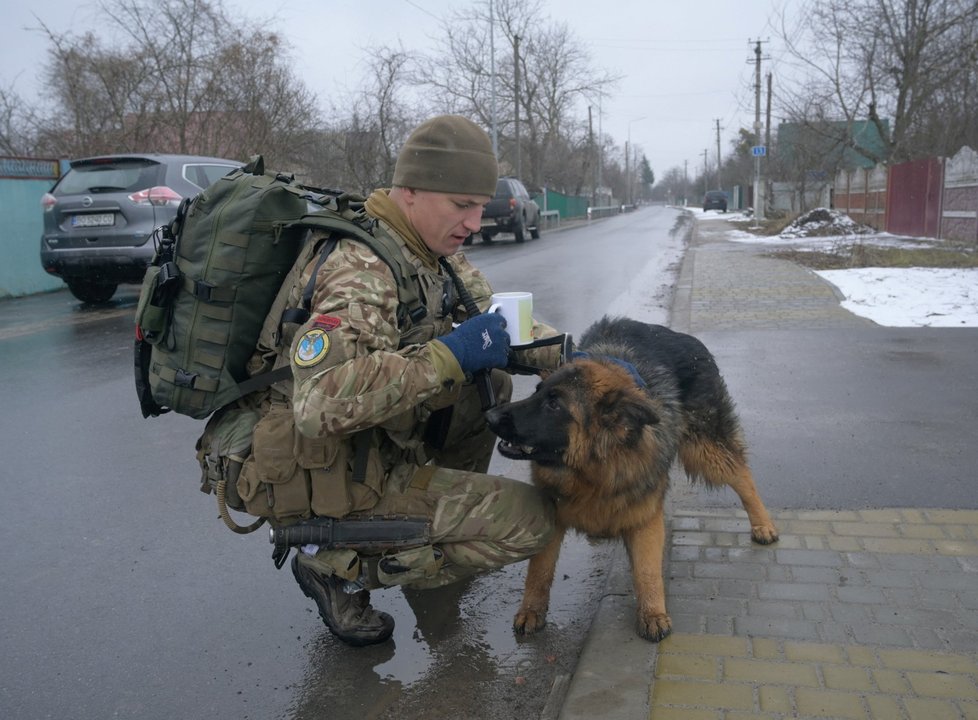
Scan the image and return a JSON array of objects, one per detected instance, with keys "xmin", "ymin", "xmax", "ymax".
[{"xmin": 263, "ymin": 217, "xmax": 561, "ymax": 490}]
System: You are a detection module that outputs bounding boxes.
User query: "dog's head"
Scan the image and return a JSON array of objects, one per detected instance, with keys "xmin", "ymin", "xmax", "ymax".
[{"xmin": 485, "ymin": 359, "xmax": 659, "ymax": 468}]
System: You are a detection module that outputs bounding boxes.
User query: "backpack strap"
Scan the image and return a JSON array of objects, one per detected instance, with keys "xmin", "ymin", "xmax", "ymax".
[
  {"xmin": 291, "ymin": 210, "xmax": 427, "ymax": 326},
  {"xmin": 235, "ymin": 211, "xmax": 428, "ymax": 400}
]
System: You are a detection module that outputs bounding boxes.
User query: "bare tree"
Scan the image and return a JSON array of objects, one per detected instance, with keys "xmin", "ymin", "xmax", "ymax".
[
  {"xmin": 776, "ymin": 0, "xmax": 978, "ymax": 164},
  {"xmin": 339, "ymin": 48, "xmax": 419, "ymax": 193},
  {"xmin": 32, "ymin": 0, "xmax": 316, "ymax": 162},
  {"xmin": 720, "ymin": 128, "xmax": 757, "ymax": 193},
  {"xmin": 414, "ymin": 0, "xmax": 618, "ymax": 191},
  {"xmin": 866, "ymin": 0, "xmax": 978, "ymax": 159},
  {"xmin": 650, "ymin": 166, "xmax": 687, "ymax": 204},
  {"xmin": 0, "ymin": 86, "xmax": 43, "ymax": 156}
]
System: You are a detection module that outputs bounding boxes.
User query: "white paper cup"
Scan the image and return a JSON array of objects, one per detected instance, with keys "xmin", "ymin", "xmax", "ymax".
[{"xmin": 489, "ymin": 291, "xmax": 533, "ymax": 346}]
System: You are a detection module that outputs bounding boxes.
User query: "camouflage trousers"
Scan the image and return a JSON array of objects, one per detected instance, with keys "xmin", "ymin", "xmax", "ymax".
[{"xmin": 299, "ymin": 371, "xmax": 556, "ymax": 589}]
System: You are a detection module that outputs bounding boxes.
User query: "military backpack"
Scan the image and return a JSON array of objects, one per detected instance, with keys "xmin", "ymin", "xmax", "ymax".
[{"xmin": 133, "ymin": 155, "xmax": 425, "ymax": 421}]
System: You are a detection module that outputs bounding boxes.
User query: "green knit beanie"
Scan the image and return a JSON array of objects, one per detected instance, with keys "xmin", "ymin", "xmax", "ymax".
[{"xmin": 393, "ymin": 115, "xmax": 498, "ymax": 196}]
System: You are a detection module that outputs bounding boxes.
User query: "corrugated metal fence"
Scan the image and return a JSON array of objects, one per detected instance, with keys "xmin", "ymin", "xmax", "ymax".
[{"xmin": 885, "ymin": 157, "xmax": 943, "ymax": 239}]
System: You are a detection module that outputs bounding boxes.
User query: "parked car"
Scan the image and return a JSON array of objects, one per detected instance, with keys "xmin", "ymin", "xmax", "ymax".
[
  {"xmin": 702, "ymin": 190, "xmax": 728, "ymax": 213},
  {"xmin": 40, "ymin": 153, "xmax": 241, "ymax": 303},
  {"xmin": 468, "ymin": 176, "xmax": 541, "ymax": 244}
]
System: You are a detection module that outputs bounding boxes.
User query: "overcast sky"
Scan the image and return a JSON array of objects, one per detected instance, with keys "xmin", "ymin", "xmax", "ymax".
[{"xmin": 4, "ymin": 0, "xmax": 793, "ymax": 179}]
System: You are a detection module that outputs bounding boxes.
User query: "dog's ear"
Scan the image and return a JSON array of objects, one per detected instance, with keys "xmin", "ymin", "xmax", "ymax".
[
  {"xmin": 620, "ymin": 396, "xmax": 660, "ymax": 429},
  {"xmin": 587, "ymin": 391, "xmax": 659, "ymax": 459},
  {"xmin": 597, "ymin": 390, "xmax": 659, "ymax": 441}
]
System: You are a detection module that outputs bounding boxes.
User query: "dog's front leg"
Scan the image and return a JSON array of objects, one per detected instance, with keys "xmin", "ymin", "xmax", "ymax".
[
  {"xmin": 513, "ymin": 524, "xmax": 566, "ymax": 635},
  {"xmin": 623, "ymin": 509, "xmax": 672, "ymax": 642}
]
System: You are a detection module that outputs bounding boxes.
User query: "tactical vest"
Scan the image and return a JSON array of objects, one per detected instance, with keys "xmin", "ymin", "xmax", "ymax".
[{"xmin": 202, "ymin": 226, "xmax": 465, "ymax": 527}]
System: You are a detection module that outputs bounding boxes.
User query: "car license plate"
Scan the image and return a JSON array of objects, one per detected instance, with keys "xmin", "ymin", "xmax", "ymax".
[{"xmin": 71, "ymin": 213, "xmax": 115, "ymax": 228}]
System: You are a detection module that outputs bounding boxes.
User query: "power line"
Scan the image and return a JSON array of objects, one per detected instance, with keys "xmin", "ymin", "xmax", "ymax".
[{"xmin": 401, "ymin": 0, "xmax": 440, "ymax": 20}]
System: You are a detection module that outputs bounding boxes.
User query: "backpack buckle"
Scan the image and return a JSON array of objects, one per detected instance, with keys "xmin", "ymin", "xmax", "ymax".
[
  {"xmin": 174, "ymin": 369, "xmax": 198, "ymax": 388},
  {"xmin": 193, "ymin": 280, "xmax": 214, "ymax": 301}
]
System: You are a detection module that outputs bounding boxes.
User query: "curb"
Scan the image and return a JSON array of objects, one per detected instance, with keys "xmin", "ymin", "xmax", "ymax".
[{"xmin": 556, "ymin": 546, "xmax": 657, "ymax": 719}]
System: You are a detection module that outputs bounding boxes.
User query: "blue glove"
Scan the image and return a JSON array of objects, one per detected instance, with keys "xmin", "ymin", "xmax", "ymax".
[{"xmin": 438, "ymin": 312, "xmax": 511, "ymax": 374}]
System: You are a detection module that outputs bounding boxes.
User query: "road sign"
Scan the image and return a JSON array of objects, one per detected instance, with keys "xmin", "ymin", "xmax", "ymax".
[{"xmin": 751, "ymin": 145, "xmax": 767, "ymax": 157}]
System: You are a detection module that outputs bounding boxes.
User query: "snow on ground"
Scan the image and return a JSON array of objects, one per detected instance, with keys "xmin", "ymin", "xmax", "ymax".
[
  {"xmin": 816, "ymin": 267, "xmax": 978, "ymax": 327},
  {"xmin": 688, "ymin": 206, "xmax": 978, "ymax": 328}
]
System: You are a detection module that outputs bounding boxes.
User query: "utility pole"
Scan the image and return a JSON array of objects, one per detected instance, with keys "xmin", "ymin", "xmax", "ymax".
[
  {"xmin": 714, "ymin": 118, "xmax": 723, "ymax": 190},
  {"xmin": 489, "ymin": 0, "xmax": 497, "ymax": 155},
  {"xmin": 625, "ymin": 116, "xmax": 645, "ymax": 206},
  {"xmin": 625, "ymin": 140, "xmax": 630, "ymax": 205},
  {"xmin": 683, "ymin": 159, "xmax": 688, "ymax": 206},
  {"xmin": 514, "ymin": 34, "xmax": 521, "ymax": 179},
  {"xmin": 597, "ymin": 95, "xmax": 603, "ymax": 193},
  {"xmin": 701, "ymin": 149, "xmax": 709, "ymax": 196},
  {"xmin": 751, "ymin": 39, "xmax": 766, "ymax": 221},
  {"xmin": 588, "ymin": 105, "xmax": 596, "ymax": 206},
  {"xmin": 765, "ymin": 72, "xmax": 773, "ymax": 204}
]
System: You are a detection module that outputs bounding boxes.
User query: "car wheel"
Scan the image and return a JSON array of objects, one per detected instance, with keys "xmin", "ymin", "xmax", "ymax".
[
  {"xmin": 513, "ymin": 217, "xmax": 526, "ymax": 243},
  {"xmin": 530, "ymin": 218, "xmax": 541, "ymax": 239},
  {"xmin": 66, "ymin": 278, "xmax": 118, "ymax": 304},
  {"xmin": 482, "ymin": 232, "xmax": 494, "ymax": 244}
]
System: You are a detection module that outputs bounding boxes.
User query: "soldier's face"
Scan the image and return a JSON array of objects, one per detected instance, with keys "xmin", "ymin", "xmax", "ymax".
[{"xmin": 401, "ymin": 189, "xmax": 490, "ymax": 257}]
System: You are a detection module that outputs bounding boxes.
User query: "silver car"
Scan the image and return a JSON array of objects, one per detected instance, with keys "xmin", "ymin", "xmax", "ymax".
[{"xmin": 41, "ymin": 153, "xmax": 240, "ymax": 303}]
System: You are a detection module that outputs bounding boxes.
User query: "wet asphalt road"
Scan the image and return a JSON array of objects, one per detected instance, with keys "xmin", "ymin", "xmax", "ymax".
[
  {"xmin": 0, "ymin": 206, "xmax": 684, "ymax": 720},
  {"xmin": 684, "ymin": 327, "xmax": 978, "ymax": 511}
]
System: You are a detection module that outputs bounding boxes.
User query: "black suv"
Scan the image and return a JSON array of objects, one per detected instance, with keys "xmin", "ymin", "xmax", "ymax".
[
  {"xmin": 470, "ymin": 177, "xmax": 541, "ymax": 244},
  {"xmin": 702, "ymin": 190, "xmax": 728, "ymax": 213},
  {"xmin": 41, "ymin": 153, "xmax": 240, "ymax": 303}
]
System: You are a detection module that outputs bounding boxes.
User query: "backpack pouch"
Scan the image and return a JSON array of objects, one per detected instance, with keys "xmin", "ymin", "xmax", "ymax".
[
  {"xmin": 196, "ymin": 405, "xmax": 263, "ymax": 509},
  {"xmin": 134, "ymin": 265, "xmax": 170, "ymax": 342},
  {"xmin": 237, "ymin": 404, "xmax": 311, "ymax": 520},
  {"xmin": 303, "ymin": 440, "xmax": 378, "ymax": 518}
]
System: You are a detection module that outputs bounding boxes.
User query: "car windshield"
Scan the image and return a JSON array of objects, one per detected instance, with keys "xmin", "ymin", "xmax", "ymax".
[{"xmin": 56, "ymin": 160, "xmax": 160, "ymax": 194}]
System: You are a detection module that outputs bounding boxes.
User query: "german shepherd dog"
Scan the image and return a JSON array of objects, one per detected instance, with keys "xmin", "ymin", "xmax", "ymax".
[{"xmin": 485, "ymin": 316, "xmax": 779, "ymax": 642}]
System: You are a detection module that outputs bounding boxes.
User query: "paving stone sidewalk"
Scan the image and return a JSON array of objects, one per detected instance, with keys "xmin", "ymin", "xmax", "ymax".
[{"xmin": 652, "ymin": 508, "xmax": 978, "ymax": 719}]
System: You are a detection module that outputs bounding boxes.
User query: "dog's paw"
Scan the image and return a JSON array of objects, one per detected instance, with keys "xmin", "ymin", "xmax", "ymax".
[
  {"xmin": 751, "ymin": 524, "xmax": 779, "ymax": 545},
  {"xmin": 637, "ymin": 612, "xmax": 672, "ymax": 643},
  {"xmin": 513, "ymin": 608, "xmax": 547, "ymax": 636}
]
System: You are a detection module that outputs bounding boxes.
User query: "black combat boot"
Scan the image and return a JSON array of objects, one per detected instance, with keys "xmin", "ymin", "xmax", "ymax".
[{"xmin": 291, "ymin": 556, "xmax": 395, "ymax": 646}]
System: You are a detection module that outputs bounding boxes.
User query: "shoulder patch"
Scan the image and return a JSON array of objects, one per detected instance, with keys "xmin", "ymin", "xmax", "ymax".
[
  {"xmin": 294, "ymin": 328, "xmax": 330, "ymax": 367},
  {"xmin": 311, "ymin": 314, "xmax": 342, "ymax": 331}
]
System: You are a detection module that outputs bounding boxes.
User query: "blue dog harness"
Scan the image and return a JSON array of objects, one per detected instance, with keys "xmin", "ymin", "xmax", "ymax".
[{"xmin": 571, "ymin": 351, "xmax": 647, "ymax": 388}]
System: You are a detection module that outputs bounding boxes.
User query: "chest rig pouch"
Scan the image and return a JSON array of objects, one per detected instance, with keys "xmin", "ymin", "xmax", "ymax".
[
  {"xmin": 200, "ymin": 221, "xmax": 437, "ymax": 528},
  {"xmin": 228, "ymin": 232, "xmax": 475, "ymax": 525}
]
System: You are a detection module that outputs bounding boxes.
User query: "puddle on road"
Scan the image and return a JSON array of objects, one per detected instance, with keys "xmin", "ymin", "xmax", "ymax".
[{"xmin": 287, "ymin": 554, "xmax": 584, "ymax": 718}]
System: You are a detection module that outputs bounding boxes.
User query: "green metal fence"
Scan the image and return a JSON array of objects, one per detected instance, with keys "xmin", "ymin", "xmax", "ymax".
[
  {"xmin": 533, "ymin": 188, "xmax": 590, "ymax": 220},
  {"xmin": 1, "ymin": 157, "xmax": 65, "ymax": 298}
]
